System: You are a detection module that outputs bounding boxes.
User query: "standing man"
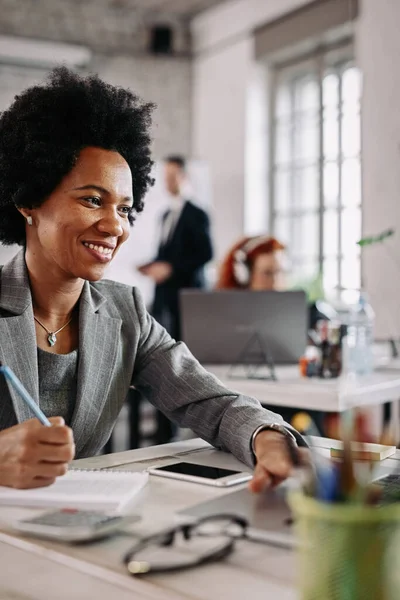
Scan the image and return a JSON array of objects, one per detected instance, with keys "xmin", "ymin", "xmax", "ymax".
[
  {"xmin": 138, "ymin": 155, "xmax": 213, "ymax": 443},
  {"xmin": 139, "ymin": 155, "xmax": 213, "ymax": 341}
]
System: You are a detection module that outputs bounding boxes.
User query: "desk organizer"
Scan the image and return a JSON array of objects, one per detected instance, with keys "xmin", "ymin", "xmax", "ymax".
[{"xmin": 289, "ymin": 492, "xmax": 400, "ymax": 600}]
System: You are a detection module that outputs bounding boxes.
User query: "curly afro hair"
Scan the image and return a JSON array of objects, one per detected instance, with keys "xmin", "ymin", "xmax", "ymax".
[{"xmin": 0, "ymin": 66, "xmax": 155, "ymax": 245}]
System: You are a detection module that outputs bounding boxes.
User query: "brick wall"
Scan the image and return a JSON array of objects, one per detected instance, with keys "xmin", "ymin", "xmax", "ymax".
[
  {"xmin": 0, "ymin": 0, "xmax": 192, "ymax": 155},
  {"xmin": 0, "ymin": 0, "xmax": 189, "ymax": 54},
  {"xmin": 93, "ymin": 54, "xmax": 191, "ymax": 159},
  {"xmin": 0, "ymin": 57, "xmax": 191, "ymax": 160}
]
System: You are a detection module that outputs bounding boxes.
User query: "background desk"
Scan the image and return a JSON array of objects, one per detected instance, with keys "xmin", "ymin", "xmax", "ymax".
[
  {"xmin": 1, "ymin": 438, "xmax": 400, "ymax": 600},
  {"xmin": 206, "ymin": 364, "xmax": 400, "ymax": 441}
]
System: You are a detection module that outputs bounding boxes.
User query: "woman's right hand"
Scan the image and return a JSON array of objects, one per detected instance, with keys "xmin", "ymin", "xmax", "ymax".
[{"xmin": 0, "ymin": 417, "xmax": 75, "ymax": 489}]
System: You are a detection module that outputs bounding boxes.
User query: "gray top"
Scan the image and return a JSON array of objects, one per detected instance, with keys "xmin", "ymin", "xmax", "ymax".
[{"xmin": 37, "ymin": 347, "xmax": 78, "ymax": 426}]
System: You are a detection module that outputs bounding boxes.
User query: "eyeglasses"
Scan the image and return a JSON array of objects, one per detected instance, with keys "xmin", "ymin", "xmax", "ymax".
[{"xmin": 123, "ymin": 513, "xmax": 249, "ymax": 576}]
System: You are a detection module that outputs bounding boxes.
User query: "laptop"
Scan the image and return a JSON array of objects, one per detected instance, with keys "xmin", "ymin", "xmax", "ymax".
[
  {"xmin": 178, "ymin": 468, "xmax": 400, "ymax": 548},
  {"xmin": 180, "ymin": 290, "xmax": 307, "ymax": 365},
  {"xmin": 178, "ymin": 485, "xmax": 296, "ymax": 548}
]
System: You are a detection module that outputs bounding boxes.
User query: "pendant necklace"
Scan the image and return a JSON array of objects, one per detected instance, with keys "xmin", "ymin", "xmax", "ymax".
[{"xmin": 34, "ymin": 315, "xmax": 73, "ymax": 347}]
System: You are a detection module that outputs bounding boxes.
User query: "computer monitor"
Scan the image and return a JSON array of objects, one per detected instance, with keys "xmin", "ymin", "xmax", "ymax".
[{"xmin": 180, "ymin": 290, "xmax": 307, "ymax": 365}]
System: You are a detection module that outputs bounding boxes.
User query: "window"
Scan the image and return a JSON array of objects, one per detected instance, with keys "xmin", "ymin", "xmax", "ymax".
[{"xmin": 270, "ymin": 45, "xmax": 362, "ymax": 303}]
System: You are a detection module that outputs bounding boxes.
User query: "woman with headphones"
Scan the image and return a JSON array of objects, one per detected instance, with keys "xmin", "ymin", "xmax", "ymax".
[
  {"xmin": 216, "ymin": 236, "xmax": 286, "ymax": 291},
  {"xmin": 216, "ymin": 235, "xmax": 325, "ymax": 437}
]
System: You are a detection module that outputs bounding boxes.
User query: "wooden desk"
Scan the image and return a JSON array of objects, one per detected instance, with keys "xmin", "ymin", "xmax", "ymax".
[{"xmin": 0, "ymin": 438, "xmax": 399, "ymax": 600}]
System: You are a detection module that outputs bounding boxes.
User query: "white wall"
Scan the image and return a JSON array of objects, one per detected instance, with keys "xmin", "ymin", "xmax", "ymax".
[
  {"xmin": 357, "ymin": 0, "xmax": 400, "ymax": 338},
  {"xmin": 192, "ymin": 0, "xmax": 400, "ymax": 338},
  {"xmin": 191, "ymin": 0, "xmax": 311, "ymax": 261},
  {"xmin": 192, "ymin": 37, "xmax": 251, "ymax": 259},
  {"xmin": 245, "ymin": 62, "xmax": 270, "ymax": 236}
]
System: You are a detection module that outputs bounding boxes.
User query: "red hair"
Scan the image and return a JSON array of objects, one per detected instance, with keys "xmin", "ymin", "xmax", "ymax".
[{"xmin": 216, "ymin": 236, "xmax": 285, "ymax": 289}]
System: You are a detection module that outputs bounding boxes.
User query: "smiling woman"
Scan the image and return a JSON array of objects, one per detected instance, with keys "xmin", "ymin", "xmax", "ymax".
[
  {"xmin": 20, "ymin": 147, "xmax": 134, "ymax": 282},
  {"xmin": 0, "ymin": 67, "xmax": 306, "ymax": 491}
]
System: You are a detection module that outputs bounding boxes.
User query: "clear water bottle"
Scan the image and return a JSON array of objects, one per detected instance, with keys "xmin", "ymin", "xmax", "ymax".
[{"xmin": 344, "ymin": 292, "xmax": 375, "ymax": 375}]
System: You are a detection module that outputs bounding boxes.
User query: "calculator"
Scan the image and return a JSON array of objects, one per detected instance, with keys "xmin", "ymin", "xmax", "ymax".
[{"xmin": 13, "ymin": 509, "xmax": 140, "ymax": 542}]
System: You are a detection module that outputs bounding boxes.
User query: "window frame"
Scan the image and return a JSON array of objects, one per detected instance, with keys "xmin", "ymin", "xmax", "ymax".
[{"xmin": 268, "ymin": 41, "xmax": 362, "ymax": 302}]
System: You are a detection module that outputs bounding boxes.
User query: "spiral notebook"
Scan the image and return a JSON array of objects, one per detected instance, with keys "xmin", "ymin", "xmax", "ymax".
[{"xmin": 0, "ymin": 469, "xmax": 148, "ymax": 512}]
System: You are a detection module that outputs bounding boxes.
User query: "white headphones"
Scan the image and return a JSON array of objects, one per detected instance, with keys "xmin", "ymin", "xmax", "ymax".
[
  {"xmin": 233, "ymin": 248, "xmax": 250, "ymax": 285},
  {"xmin": 232, "ymin": 236, "xmax": 271, "ymax": 286}
]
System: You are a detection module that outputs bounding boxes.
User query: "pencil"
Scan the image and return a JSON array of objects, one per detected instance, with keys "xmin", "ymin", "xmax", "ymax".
[{"xmin": 0, "ymin": 362, "xmax": 51, "ymax": 426}]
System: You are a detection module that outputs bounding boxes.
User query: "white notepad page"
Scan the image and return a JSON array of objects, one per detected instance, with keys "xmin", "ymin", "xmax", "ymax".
[{"xmin": 0, "ymin": 469, "xmax": 148, "ymax": 513}]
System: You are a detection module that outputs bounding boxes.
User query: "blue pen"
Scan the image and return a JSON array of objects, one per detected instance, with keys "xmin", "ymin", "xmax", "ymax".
[
  {"xmin": 306, "ymin": 440, "xmax": 340, "ymax": 503},
  {"xmin": 0, "ymin": 362, "xmax": 51, "ymax": 427},
  {"xmin": 315, "ymin": 462, "xmax": 340, "ymax": 503}
]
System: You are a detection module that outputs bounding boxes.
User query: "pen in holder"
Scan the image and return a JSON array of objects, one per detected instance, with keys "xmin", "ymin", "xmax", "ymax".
[
  {"xmin": 290, "ymin": 408, "xmax": 400, "ymax": 600},
  {"xmin": 289, "ymin": 490, "xmax": 400, "ymax": 600}
]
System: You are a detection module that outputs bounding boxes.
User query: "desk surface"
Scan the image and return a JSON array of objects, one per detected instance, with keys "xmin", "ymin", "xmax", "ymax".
[
  {"xmin": 205, "ymin": 364, "xmax": 400, "ymax": 412},
  {"xmin": 0, "ymin": 438, "xmax": 399, "ymax": 600}
]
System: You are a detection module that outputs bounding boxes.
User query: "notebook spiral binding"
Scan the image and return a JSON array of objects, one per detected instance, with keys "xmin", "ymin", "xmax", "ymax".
[{"xmin": 70, "ymin": 468, "xmax": 144, "ymax": 475}]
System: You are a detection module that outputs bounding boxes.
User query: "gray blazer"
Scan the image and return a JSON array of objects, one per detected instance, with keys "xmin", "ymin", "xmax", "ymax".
[{"xmin": 0, "ymin": 250, "xmax": 297, "ymax": 465}]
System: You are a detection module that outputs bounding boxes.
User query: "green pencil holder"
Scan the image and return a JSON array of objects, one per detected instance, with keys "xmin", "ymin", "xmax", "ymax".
[{"xmin": 288, "ymin": 491, "xmax": 400, "ymax": 600}]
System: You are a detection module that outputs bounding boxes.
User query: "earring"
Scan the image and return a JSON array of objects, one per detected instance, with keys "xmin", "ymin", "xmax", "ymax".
[{"xmin": 26, "ymin": 216, "xmax": 33, "ymax": 226}]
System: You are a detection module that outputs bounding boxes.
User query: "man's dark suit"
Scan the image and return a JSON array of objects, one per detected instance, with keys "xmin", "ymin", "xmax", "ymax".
[
  {"xmin": 152, "ymin": 200, "xmax": 213, "ymax": 341},
  {"xmin": 138, "ymin": 200, "xmax": 213, "ymax": 445}
]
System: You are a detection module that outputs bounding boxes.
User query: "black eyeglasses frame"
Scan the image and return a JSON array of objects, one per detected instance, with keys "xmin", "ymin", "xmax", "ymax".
[{"xmin": 123, "ymin": 513, "xmax": 249, "ymax": 576}]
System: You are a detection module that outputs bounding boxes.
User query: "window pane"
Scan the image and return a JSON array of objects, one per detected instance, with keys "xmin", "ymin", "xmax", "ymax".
[
  {"xmin": 294, "ymin": 76, "xmax": 319, "ymax": 112},
  {"xmin": 293, "ymin": 260, "xmax": 319, "ymax": 282},
  {"xmin": 341, "ymin": 207, "xmax": 362, "ymax": 255},
  {"xmin": 294, "ymin": 115, "xmax": 319, "ymax": 161},
  {"xmin": 323, "ymin": 210, "xmax": 339, "ymax": 256},
  {"xmin": 342, "ymin": 109, "xmax": 360, "ymax": 157},
  {"xmin": 323, "ymin": 73, "xmax": 339, "ymax": 107},
  {"xmin": 275, "ymin": 122, "xmax": 291, "ymax": 165},
  {"xmin": 273, "ymin": 58, "xmax": 362, "ymax": 296},
  {"xmin": 341, "ymin": 256, "xmax": 361, "ymax": 289},
  {"xmin": 293, "ymin": 213, "xmax": 319, "ymax": 258},
  {"xmin": 323, "ymin": 162, "xmax": 339, "ymax": 206},
  {"xmin": 294, "ymin": 166, "xmax": 319, "ymax": 210},
  {"xmin": 341, "ymin": 289, "xmax": 360, "ymax": 304},
  {"xmin": 276, "ymin": 84, "xmax": 291, "ymax": 118},
  {"xmin": 274, "ymin": 216, "xmax": 291, "ymax": 245},
  {"xmin": 323, "ymin": 109, "xmax": 339, "ymax": 160},
  {"xmin": 274, "ymin": 169, "xmax": 291, "ymax": 213},
  {"xmin": 342, "ymin": 159, "xmax": 361, "ymax": 207},
  {"xmin": 323, "ymin": 257, "xmax": 339, "ymax": 292},
  {"xmin": 342, "ymin": 67, "xmax": 361, "ymax": 105}
]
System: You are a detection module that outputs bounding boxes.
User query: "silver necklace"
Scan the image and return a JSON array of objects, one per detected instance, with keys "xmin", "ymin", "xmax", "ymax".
[{"xmin": 34, "ymin": 315, "xmax": 73, "ymax": 347}]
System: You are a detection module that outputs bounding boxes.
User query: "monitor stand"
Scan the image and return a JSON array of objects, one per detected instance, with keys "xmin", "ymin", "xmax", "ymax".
[
  {"xmin": 389, "ymin": 338, "xmax": 400, "ymax": 359},
  {"xmin": 227, "ymin": 331, "xmax": 277, "ymax": 381}
]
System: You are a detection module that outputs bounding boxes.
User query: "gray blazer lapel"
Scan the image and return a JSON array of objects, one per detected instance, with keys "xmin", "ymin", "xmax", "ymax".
[
  {"xmin": 71, "ymin": 281, "xmax": 121, "ymax": 453},
  {"xmin": 0, "ymin": 250, "xmax": 39, "ymax": 423}
]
